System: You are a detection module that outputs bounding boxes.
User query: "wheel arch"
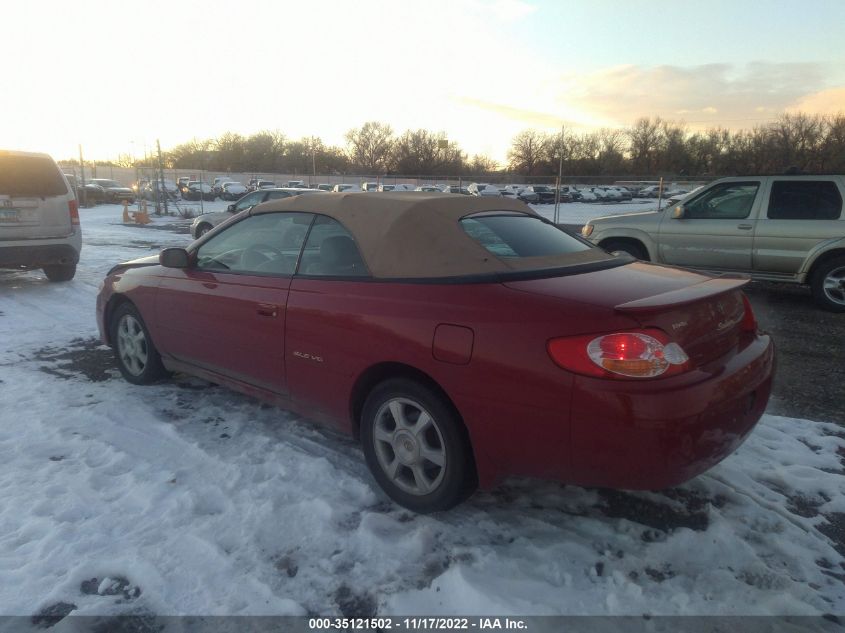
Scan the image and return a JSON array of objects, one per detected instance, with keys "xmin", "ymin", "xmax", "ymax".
[
  {"xmin": 349, "ymin": 362, "xmax": 463, "ymax": 440},
  {"xmin": 102, "ymin": 293, "xmax": 134, "ymax": 347},
  {"xmin": 804, "ymin": 246, "xmax": 845, "ymax": 283},
  {"xmin": 597, "ymin": 234, "xmax": 652, "ymax": 261}
]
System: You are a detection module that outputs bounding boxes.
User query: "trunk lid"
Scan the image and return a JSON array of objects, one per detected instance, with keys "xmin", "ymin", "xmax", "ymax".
[{"xmin": 504, "ymin": 262, "xmax": 748, "ymax": 367}]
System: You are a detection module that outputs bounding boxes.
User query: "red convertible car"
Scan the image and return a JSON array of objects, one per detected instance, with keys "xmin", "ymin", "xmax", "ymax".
[{"xmin": 96, "ymin": 193, "xmax": 774, "ymax": 512}]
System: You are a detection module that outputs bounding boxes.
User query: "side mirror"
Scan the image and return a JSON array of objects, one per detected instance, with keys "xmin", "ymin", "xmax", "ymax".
[
  {"xmin": 227, "ymin": 204, "xmax": 236, "ymax": 213},
  {"xmin": 671, "ymin": 204, "xmax": 685, "ymax": 219},
  {"xmin": 160, "ymin": 247, "xmax": 190, "ymax": 268}
]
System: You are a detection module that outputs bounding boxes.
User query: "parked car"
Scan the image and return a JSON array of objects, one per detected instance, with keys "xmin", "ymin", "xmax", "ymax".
[
  {"xmin": 287, "ymin": 180, "xmax": 307, "ymax": 188},
  {"xmin": 212, "ymin": 177, "xmax": 235, "ymax": 195},
  {"xmin": 89, "ymin": 178, "xmax": 136, "ymax": 204},
  {"xmin": 246, "ymin": 179, "xmax": 277, "ymax": 192},
  {"xmin": 607, "ymin": 186, "xmax": 633, "ymax": 201},
  {"xmin": 415, "ymin": 185, "xmax": 442, "ymax": 192},
  {"xmin": 182, "ymin": 181, "xmax": 216, "ymax": 201},
  {"xmin": 143, "ymin": 179, "xmax": 179, "ymax": 201},
  {"xmin": 65, "ymin": 176, "xmax": 105, "ymax": 206},
  {"xmin": 98, "ymin": 193, "xmax": 774, "ymax": 512},
  {"xmin": 177, "ymin": 177, "xmax": 192, "ymax": 193},
  {"xmin": 220, "ymin": 182, "xmax": 248, "ymax": 200},
  {"xmin": 636, "ymin": 185, "xmax": 663, "ymax": 198},
  {"xmin": 189, "ymin": 188, "xmax": 323, "ymax": 237},
  {"xmin": 522, "ymin": 185, "xmax": 556, "ymax": 204},
  {"xmin": 316, "ymin": 184, "xmax": 333, "ymax": 191},
  {"xmin": 582, "ymin": 175, "xmax": 845, "ymax": 311},
  {"xmin": 361, "ymin": 182, "xmax": 379, "ymax": 192},
  {"xmin": 554, "ymin": 186, "xmax": 575, "ymax": 203},
  {"xmin": 0, "ymin": 149, "xmax": 81, "ymax": 281},
  {"xmin": 441, "ymin": 185, "xmax": 471, "ymax": 195},
  {"xmin": 467, "ymin": 183, "xmax": 501, "ymax": 197},
  {"xmin": 332, "ymin": 184, "xmax": 357, "ymax": 192}
]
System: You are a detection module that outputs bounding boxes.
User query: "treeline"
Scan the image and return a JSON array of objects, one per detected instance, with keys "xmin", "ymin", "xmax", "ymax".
[
  {"xmin": 83, "ymin": 112, "xmax": 845, "ymax": 178},
  {"xmin": 99, "ymin": 124, "xmax": 500, "ymax": 178},
  {"xmin": 508, "ymin": 113, "xmax": 845, "ymax": 178}
]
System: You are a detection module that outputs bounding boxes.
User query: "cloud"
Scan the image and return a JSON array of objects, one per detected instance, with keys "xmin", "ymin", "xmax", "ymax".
[
  {"xmin": 787, "ymin": 86, "xmax": 845, "ymax": 115},
  {"xmin": 451, "ymin": 97, "xmax": 572, "ymax": 128},
  {"xmin": 560, "ymin": 62, "xmax": 830, "ymax": 128}
]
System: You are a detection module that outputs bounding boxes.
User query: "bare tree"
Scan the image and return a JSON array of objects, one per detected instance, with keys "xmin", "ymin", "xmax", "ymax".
[
  {"xmin": 628, "ymin": 117, "xmax": 662, "ymax": 174},
  {"xmin": 507, "ymin": 129, "xmax": 550, "ymax": 177},
  {"xmin": 345, "ymin": 122, "xmax": 394, "ymax": 172},
  {"xmin": 391, "ymin": 130, "xmax": 463, "ymax": 175},
  {"xmin": 467, "ymin": 154, "xmax": 499, "ymax": 177}
]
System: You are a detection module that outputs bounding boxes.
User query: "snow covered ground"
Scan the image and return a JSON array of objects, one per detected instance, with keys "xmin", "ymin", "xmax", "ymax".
[{"xmin": 0, "ymin": 201, "xmax": 843, "ymax": 621}]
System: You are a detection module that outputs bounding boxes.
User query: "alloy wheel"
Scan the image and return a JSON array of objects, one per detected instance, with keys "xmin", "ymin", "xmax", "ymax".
[
  {"xmin": 117, "ymin": 315, "xmax": 149, "ymax": 376},
  {"xmin": 823, "ymin": 265, "xmax": 845, "ymax": 306},
  {"xmin": 372, "ymin": 397, "xmax": 446, "ymax": 496}
]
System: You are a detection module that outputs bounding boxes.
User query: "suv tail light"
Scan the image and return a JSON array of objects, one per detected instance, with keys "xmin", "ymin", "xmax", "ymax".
[
  {"xmin": 740, "ymin": 294, "xmax": 757, "ymax": 333},
  {"xmin": 548, "ymin": 330, "xmax": 690, "ymax": 379},
  {"xmin": 69, "ymin": 199, "xmax": 79, "ymax": 226}
]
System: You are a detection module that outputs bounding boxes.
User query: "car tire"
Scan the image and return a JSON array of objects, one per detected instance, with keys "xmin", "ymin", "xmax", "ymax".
[
  {"xmin": 42, "ymin": 264, "xmax": 76, "ymax": 282},
  {"xmin": 111, "ymin": 302, "xmax": 167, "ymax": 385},
  {"xmin": 360, "ymin": 379, "xmax": 477, "ymax": 513},
  {"xmin": 811, "ymin": 256, "xmax": 845, "ymax": 313},
  {"xmin": 602, "ymin": 240, "xmax": 648, "ymax": 260},
  {"xmin": 196, "ymin": 223, "xmax": 213, "ymax": 237}
]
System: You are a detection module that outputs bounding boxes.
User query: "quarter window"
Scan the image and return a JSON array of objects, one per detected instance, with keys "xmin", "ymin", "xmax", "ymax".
[
  {"xmin": 683, "ymin": 182, "xmax": 760, "ymax": 219},
  {"xmin": 767, "ymin": 181, "xmax": 842, "ymax": 220},
  {"xmin": 196, "ymin": 212, "xmax": 313, "ymax": 275},
  {"xmin": 298, "ymin": 216, "xmax": 368, "ymax": 277}
]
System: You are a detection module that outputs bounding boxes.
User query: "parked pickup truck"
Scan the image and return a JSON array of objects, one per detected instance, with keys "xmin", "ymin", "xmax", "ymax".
[{"xmin": 581, "ymin": 175, "xmax": 845, "ymax": 311}]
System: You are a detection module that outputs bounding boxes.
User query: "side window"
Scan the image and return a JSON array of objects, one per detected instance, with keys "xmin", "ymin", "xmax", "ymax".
[
  {"xmin": 266, "ymin": 190, "xmax": 293, "ymax": 201},
  {"xmin": 233, "ymin": 191, "xmax": 263, "ymax": 212},
  {"xmin": 297, "ymin": 216, "xmax": 368, "ymax": 277},
  {"xmin": 768, "ymin": 181, "xmax": 843, "ymax": 220},
  {"xmin": 196, "ymin": 212, "xmax": 313, "ymax": 275},
  {"xmin": 684, "ymin": 182, "xmax": 760, "ymax": 219}
]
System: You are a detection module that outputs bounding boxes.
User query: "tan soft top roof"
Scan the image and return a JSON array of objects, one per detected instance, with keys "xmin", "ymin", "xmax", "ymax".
[{"xmin": 254, "ymin": 191, "xmax": 610, "ymax": 279}]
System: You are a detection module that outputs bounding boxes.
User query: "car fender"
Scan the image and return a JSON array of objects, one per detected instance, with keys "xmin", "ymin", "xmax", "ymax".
[
  {"xmin": 592, "ymin": 227, "xmax": 659, "ymax": 261},
  {"xmin": 799, "ymin": 236, "xmax": 845, "ymax": 277}
]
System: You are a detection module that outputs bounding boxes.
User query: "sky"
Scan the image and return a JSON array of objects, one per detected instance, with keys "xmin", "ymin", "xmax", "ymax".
[{"xmin": 2, "ymin": 0, "xmax": 844, "ymax": 163}]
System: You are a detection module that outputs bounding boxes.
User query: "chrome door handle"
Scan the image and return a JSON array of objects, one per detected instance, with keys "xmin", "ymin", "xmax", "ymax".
[
  {"xmin": 737, "ymin": 224, "xmax": 753, "ymax": 230},
  {"xmin": 256, "ymin": 303, "xmax": 278, "ymax": 317}
]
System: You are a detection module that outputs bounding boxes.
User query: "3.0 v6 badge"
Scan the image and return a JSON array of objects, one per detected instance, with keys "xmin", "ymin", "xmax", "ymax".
[{"xmin": 293, "ymin": 351, "xmax": 323, "ymax": 363}]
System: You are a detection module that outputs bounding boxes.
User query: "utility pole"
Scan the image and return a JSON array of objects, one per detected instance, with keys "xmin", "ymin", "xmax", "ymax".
[
  {"xmin": 78, "ymin": 145, "xmax": 88, "ymax": 208},
  {"xmin": 157, "ymin": 139, "xmax": 168, "ymax": 216},
  {"xmin": 553, "ymin": 125, "xmax": 564, "ymax": 225},
  {"xmin": 311, "ymin": 136, "xmax": 316, "ymax": 182}
]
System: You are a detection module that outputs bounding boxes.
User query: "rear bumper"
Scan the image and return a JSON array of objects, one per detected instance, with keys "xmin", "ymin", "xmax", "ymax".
[
  {"xmin": 568, "ymin": 333, "xmax": 775, "ymax": 490},
  {"xmin": 0, "ymin": 236, "xmax": 81, "ymax": 269}
]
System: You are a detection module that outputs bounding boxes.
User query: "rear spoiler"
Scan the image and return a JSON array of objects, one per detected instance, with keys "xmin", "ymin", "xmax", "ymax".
[{"xmin": 614, "ymin": 275, "xmax": 749, "ymax": 312}]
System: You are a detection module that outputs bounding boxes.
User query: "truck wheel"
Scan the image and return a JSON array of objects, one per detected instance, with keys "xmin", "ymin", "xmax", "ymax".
[
  {"xmin": 811, "ymin": 256, "xmax": 845, "ymax": 312},
  {"xmin": 43, "ymin": 264, "xmax": 76, "ymax": 282}
]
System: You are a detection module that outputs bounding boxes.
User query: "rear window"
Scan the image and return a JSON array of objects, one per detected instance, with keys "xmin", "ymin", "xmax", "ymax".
[
  {"xmin": 0, "ymin": 155, "xmax": 68, "ymax": 197},
  {"xmin": 460, "ymin": 213, "xmax": 592, "ymax": 258},
  {"xmin": 767, "ymin": 181, "xmax": 842, "ymax": 220}
]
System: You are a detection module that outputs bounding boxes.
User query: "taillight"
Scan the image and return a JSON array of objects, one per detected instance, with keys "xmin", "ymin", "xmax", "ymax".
[
  {"xmin": 740, "ymin": 293, "xmax": 757, "ymax": 333},
  {"xmin": 69, "ymin": 199, "xmax": 80, "ymax": 226},
  {"xmin": 548, "ymin": 330, "xmax": 690, "ymax": 379}
]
